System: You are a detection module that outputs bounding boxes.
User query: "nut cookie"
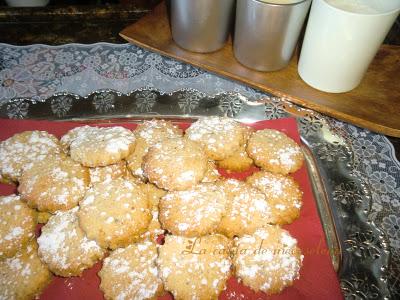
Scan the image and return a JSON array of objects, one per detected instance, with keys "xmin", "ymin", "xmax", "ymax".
[
  {"xmin": 185, "ymin": 117, "xmax": 247, "ymax": 161},
  {"xmin": 65, "ymin": 125, "xmax": 136, "ymax": 167},
  {"xmin": 127, "ymin": 120, "xmax": 183, "ymax": 179},
  {"xmin": 0, "ymin": 241, "xmax": 53, "ymax": 300},
  {"xmin": 217, "ymin": 179, "xmax": 273, "ymax": 238},
  {"xmin": 157, "ymin": 234, "xmax": 232, "ymax": 300},
  {"xmin": 38, "ymin": 207, "xmax": 105, "ymax": 277},
  {"xmin": 89, "ymin": 160, "xmax": 128, "ymax": 185},
  {"xmin": 233, "ymin": 226, "xmax": 303, "ymax": 294},
  {"xmin": 78, "ymin": 178, "xmax": 151, "ymax": 249},
  {"xmin": 0, "ymin": 194, "xmax": 36, "ymax": 259},
  {"xmin": 143, "ymin": 138, "xmax": 208, "ymax": 191},
  {"xmin": 0, "ymin": 130, "xmax": 61, "ymax": 182},
  {"xmin": 246, "ymin": 129, "xmax": 304, "ymax": 174},
  {"xmin": 159, "ymin": 183, "xmax": 226, "ymax": 237},
  {"xmin": 99, "ymin": 241, "xmax": 164, "ymax": 300},
  {"xmin": 18, "ymin": 154, "xmax": 89, "ymax": 213},
  {"xmin": 247, "ymin": 171, "xmax": 303, "ymax": 224}
]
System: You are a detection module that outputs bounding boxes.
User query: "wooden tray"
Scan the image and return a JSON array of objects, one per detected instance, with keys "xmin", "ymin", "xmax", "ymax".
[{"xmin": 120, "ymin": 1, "xmax": 400, "ymax": 137}]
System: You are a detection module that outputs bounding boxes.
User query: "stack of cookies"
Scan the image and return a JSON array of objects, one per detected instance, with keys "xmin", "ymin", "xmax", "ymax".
[{"xmin": 0, "ymin": 117, "xmax": 305, "ymax": 300}]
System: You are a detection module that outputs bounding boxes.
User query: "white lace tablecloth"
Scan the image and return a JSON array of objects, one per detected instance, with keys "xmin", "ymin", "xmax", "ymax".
[{"xmin": 1, "ymin": 42, "xmax": 399, "ymax": 296}]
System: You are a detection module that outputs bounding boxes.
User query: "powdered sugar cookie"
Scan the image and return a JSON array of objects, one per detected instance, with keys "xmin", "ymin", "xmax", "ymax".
[
  {"xmin": 65, "ymin": 125, "xmax": 136, "ymax": 167},
  {"xmin": 247, "ymin": 171, "xmax": 302, "ymax": 224},
  {"xmin": 217, "ymin": 179, "xmax": 273, "ymax": 238},
  {"xmin": 202, "ymin": 160, "xmax": 221, "ymax": 183},
  {"xmin": 99, "ymin": 241, "xmax": 164, "ymax": 300},
  {"xmin": 127, "ymin": 120, "xmax": 183, "ymax": 179},
  {"xmin": 246, "ymin": 129, "xmax": 304, "ymax": 174},
  {"xmin": 18, "ymin": 154, "xmax": 89, "ymax": 213},
  {"xmin": 141, "ymin": 182, "xmax": 167, "ymax": 210},
  {"xmin": 37, "ymin": 211, "xmax": 52, "ymax": 224},
  {"xmin": 157, "ymin": 234, "xmax": 232, "ymax": 300},
  {"xmin": 233, "ymin": 226, "xmax": 303, "ymax": 294},
  {"xmin": 89, "ymin": 160, "xmax": 128, "ymax": 184},
  {"xmin": 0, "ymin": 194, "xmax": 36, "ymax": 259},
  {"xmin": 185, "ymin": 117, "xmax": 247, "ymax": 161},
  {"xmin": 38, "ymin": 207, "xmax": 105, "ymax": 277},
  {"xmin": 0, "ymin": 241, "xmax": 53, "ymax": 300},
  {"xmin": 78, "ymin": 178, "xmax": 151, "ymax": 249},
  {"xmin": 159, "ymin": 183, "xmax": 226, "ymax": 237},
  {"xmin": 0, "ymin": 130, "xmax": 61, "ymax": 182},
  {"xmin": 143, "ymin": 138, "xmax": 208, "ymax": 191}
]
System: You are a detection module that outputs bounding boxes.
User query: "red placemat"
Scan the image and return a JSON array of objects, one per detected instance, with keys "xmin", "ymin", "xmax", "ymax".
[{"xmin": 0, "ymin": 117, "xmax": 343, "ymax": 300}]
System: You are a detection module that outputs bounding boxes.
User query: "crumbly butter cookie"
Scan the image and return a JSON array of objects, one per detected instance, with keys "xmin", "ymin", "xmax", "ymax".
[
  {"xmin": 0, "ymin": 194, "xmax": 36, "ymax": 259},
  {"xmin": 233, "ymin": 226, "xmax": 303, "ymax": 294},
  {"xmin": 246, "ymin": 129, "xmax": 304, "ymax": 174},
  {"xmin": 89, "ymin": 160, "xmax": 128, "ymax": 184},
  {"xmin": 78, "ymin": 178, "xmax": 151, "ymax": 249},
  {"xmin": 38, "ymin": 207, "xmax": 105, "ymax": 277},
  {"xmin": 157, "ymin": 234, "xmax": 232, "ymax": 300},
  {"xmin": 247, "ymin": 171, "xmax": 302, "ymax": 224}
]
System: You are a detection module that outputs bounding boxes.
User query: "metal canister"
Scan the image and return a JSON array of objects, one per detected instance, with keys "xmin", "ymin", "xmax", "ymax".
[
  {"xmin": 170, "ymin": 0, "xmax": 236, "ymax": 53},
  {"xmin": 234, "ymin": 0, "xmax": 311, "ymax": 71}
]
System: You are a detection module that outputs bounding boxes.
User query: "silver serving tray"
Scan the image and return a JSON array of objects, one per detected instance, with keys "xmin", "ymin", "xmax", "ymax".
[{"xmin": 0, "ymin": 89, "xmax": 391, "ymax": 299}]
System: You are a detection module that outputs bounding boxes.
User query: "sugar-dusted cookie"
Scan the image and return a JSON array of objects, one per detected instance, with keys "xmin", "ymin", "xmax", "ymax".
[
  {"xmin": 0, "ymin": 130, "xmax": 61, "ymax": 182},
  {"xmin": 99, "ymin": 241, "xmax": 164, "ymax": 300},
  {"xmin": 159, "ymin": 183, "xmax": 226, "ymax": 237},
  {"xmin": 246, "ymin": 129, "xmax": 304, "ymax": 174},
  {"xmin": 127, "ymin": 120, "xmax": 183, "ymax": 179},
  {"xmin": 63, "ymin": 125, "xmax": 136, "ymax": 167},
  {"xmin": 89, "ymin": 160, "xmax": 128, "ymax": 184},
  {"xmin": 157, "ymin": 234, "xmax": 232, "ymax": 300},
  {"xmin": 141, "ymin": 182, "xmax": 167, "ymax": 210},
  {"xmin": 233, "ymin": 226, "xmax": 303, "ymax": 294},
  {"xmin": 217, "ymin": 179, "xmax": 273, "ymax": 238},
  {"xmin": 143, "ymin": 138, "xmax": 208, "ymax": 191},
  {"xmin": 247, "ymin": 171, "xmax": 302, "ymax": 224},
  {"xmin": 37, "ymin": 211, "xmax": 52, "ymax": 224},
  {"xmin": 0, "ymin": 241, "xmax": 53, "ymax": 300},
  {"xmin": 185, "ymin": 117, "xmax": 247, "ymax": 161},
  {"xmin": 0, "ymin": 194, "xmax": 36, "ymax": 259},
  {"xmin": 202, "ymin": 160, "xmax": 221, "ymax": 183},
  {"xmin": 38, "ymin": 207, "xmax": 105, "ymax": 277},
  {"xmin": 78, "ymin": 178, "xmax": 151, "ymax": 249},
  {"xmin": 18, "ymin": 154, "xmax": 89, "ymax": 213}
]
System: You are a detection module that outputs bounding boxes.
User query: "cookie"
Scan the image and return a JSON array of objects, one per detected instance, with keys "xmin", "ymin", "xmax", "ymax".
[
  {"xmin": 37, "ymin": 211, "xmax": 52, "ymax": 224},
  {"xmin": 89, "ymin": 160, "xmax": 128, "ymax": 184},
  {"xmin": 217, "ymin": 126, "xmax": 254, "ymax": 172},
  {"xmin": 246, "ymin": 129, "xmax": 304, "ymax": 174},
  {"xmin": 217, "ymin": 179, "xmax": 273, "ymax": 238},
  {"xmin": 202, "ymin": 160, "xmax": 221, "ymax": 183},
  {"xmin": 0, "ymin": 130, "xmax": 61, "ymax": 182},
  {"xmin": 127, "ymin": 120, "xmax": 183, "ymax": 179},
  {"xmin": 38, "ymin": 207, "xmax": 105, "ymax": 277},
  {"xmin": 0, "ymin": 194, "xmax": 36, "ymax": 259},
  {"xmin": 233, "ymin": 226, "xmax": 303, "ymax": 294},
  {"xmin": 159, "ymin": 183, "xmax": 226, "ymax": 237},
  {"xmin": 99, "ymin": 241, "xmax": 164, "ymax": 300},
  {"xmin": 157, "ymin": 234, "xmax": 232, "ymax": 300},
  {"xmin": 247, "ymin": 171, "xmax": 302, "ymax": 224},
  {"xmin": 185, "ymin": 117, "xmax": 247, "ymax": 161},
  {"xmin": 141, "ymin": 182, "xmax": 167, "ymax": 210},
  {"xmin": 143, "ymin": 138, "xmax": 208, "ymax": 191},
  {"xmin": 18, "ymin": 154, "xmax": 90, "ymax": 213},
  {"xmin": 78, "ymin": 178, "xmax": 151, "ymax": 249},
  {"xmin": 64, "ymin": 125, "xmax": 136, "ymax": 167},
  {"xmin": 0, "ymin": 241, "xmax": 53, "ymax": 300}
]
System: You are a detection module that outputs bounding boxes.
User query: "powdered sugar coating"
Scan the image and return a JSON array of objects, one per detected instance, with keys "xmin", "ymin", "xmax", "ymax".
[
  {"xmin": 157, "ymin": 234, "xmax": 232, "ymax": 300},
  {"xmin": 78, "ymin": 178, "xmax": 151, "ymax": 249},
  {"xmin": 0, "ymin": 194, "xmax": 36, "ymax": 259},
  {"xmin": 247, "ymin": 129, "xmax": 304, "ymax": 174},
  {"xmin": 143, "ymin": 138, "xmax": 208, "ymax": 191},
  {"xmin": 247, "ymin": 171, "xmax": 303, "ymax": 224},
  {"xmin": 37, "ymin": 207, "xmax": 105, "ymax": 277},
  {"xmin": 186, "ymin": 117, "xmax": 247, "ymax": 161},
  {"xmin": 0, "ymin": 241, "xmax": 52, "ymax": 300},
  {"xmin": 99, "ymin": 241, "xmax": 163, "ymax": 300},
  {"xmin": 89, "ymin": 160, "xmax": 128, "ymax": 184},
  {"xmin": 159, "ymin": 183, "xmax": 226, "ymax": 237},
  {"xmin": 217, "ymin": 179, "xmax": 273, "ymax": 238},
  {"xmin": 64, "ymin": 126, "xmax": 136, "ymax": 167},
  {"xmin": 18, "ymin": 154, "xmax": 89, "ymax": 213},
  {"xmin": 233, "ymin": 226, "xmax": 303, "ymax": 294},
  {"xmin": 0, "ymin": 130, "xmax": 61, "ymax": 182}
]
